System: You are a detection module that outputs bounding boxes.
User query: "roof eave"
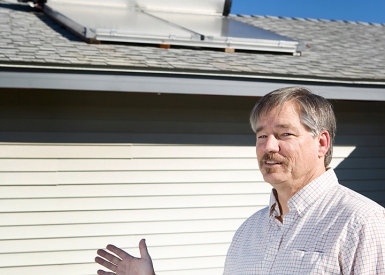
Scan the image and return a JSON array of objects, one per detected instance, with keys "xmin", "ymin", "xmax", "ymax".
[{"xmin": 1, "ymin": 63, "xmax": 385, "ymax": 101}]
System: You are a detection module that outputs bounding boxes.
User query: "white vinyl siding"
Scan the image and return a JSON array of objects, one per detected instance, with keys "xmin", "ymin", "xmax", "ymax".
[{"xmin": 0, "ymin": 143, "xmax": 268, "ymax": 275}]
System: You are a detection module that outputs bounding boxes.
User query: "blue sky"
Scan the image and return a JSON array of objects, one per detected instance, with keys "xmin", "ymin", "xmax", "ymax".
[{"xmin": 231, "ymin": 0, "xmax": 385, "ymax": 24}]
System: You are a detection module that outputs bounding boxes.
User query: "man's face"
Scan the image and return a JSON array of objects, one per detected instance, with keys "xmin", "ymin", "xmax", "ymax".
[{"xmin": 255, "ymin": 101, "xmax": 324, "ymax": 190}]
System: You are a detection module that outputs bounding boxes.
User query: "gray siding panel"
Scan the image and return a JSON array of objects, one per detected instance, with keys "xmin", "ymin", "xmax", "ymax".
[{"xmin": 333, "ymin": 100, "xmax": 385, "ymax": 207}]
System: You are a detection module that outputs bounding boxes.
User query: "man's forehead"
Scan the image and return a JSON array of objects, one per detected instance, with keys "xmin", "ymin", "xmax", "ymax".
[
  {"xmin": 254, "ymin": 101, "xmax": 304, "ymax": 132},
  {"xmin": 256, "ymin": 123, "xmax": 298, "ymax": 133},
  {"xmin": 261, "ymin": 100, "xmax": 300, "ymax": 117}
]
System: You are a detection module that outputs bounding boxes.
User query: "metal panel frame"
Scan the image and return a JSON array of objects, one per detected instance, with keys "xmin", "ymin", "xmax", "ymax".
[{"xmin": 47, "ymin": 0, "xmax": 228, "ymax": 15}]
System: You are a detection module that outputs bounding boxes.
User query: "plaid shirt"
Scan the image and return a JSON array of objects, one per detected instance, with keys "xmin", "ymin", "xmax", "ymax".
[{"xmin": 223, "ymin": 169, "xmax": 385, "ymax": 274}]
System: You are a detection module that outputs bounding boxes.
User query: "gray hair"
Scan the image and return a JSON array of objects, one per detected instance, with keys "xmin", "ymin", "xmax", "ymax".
[{"xmin": 249, "ymin": 86, "xmax": 336, "ymax": 167}]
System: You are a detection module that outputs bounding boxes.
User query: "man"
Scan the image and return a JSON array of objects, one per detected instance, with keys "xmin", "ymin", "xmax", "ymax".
[{"xmin": 95, "ymin": 86, "xmax": 385, "ymax": 275}]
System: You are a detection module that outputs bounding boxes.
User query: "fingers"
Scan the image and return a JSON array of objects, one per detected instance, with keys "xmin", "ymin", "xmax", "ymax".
[
  {"xmin": 139, "ymin": 239, "xmax": 151, "ymax": 260},
  {"xmin": 106, "ymin": 244, "xmax": 130, "ymax": 260},
  {"xmin": 95, "ymin": 255, "xmax": 117, "ymax": 272},
  {"xmin": 95, "ymin": 246, "xmax": 125, "ymax": 273},
  {"xmin": 97, "ymin": 269, "xmax": 116, "ymax": 275},
  {"xmin": 97, "ymin": 248, "xmax": 121, "ymax": 265},
  {"xmin": 95, "ymin": 242, "xmax": 151, "ymax": 275}
]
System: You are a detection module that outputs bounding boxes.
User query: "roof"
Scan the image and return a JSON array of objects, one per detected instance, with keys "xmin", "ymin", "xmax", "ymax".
[{"xmin": 1, "ymin": 0, "xmax": 385, "ymax": 100}]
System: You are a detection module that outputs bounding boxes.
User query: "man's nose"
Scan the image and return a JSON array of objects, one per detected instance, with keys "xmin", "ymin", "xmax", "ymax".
[{"xmin": 265, "ymin": 135, "xmax": 279, "ymax": 153}]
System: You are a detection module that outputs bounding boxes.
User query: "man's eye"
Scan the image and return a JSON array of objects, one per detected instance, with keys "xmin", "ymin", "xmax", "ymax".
[
  {"xmin": 282, "ymin": 133, "xmax": 292, "ymax": 137},
  {"xmin": 257, "ymin": 135, "xmax": 267, "ymax": 139}
]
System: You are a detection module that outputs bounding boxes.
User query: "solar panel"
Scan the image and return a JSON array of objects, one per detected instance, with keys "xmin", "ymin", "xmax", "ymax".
[
  {"xmin": 147, "ymin": 11, "xmax": 299, "ymax": 52},
  {"xmin": 44, "ymin": 0, "xmax": 301, "ymax": 54},
  {"xmin": 45, "ymin": 3, "xmax": 202, "ymax": 43}
]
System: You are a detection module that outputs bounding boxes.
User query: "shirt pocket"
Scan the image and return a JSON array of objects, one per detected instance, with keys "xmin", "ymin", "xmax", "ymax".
[{"xmin": 287, "ymin": 250, "xmax": 325, "ymax": 275}]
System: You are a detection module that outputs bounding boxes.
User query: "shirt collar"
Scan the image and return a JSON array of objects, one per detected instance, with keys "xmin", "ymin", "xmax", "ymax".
[
  {"xmin": 269, "ymin": 189, "xmax": 281, "ymax": 217},
  {"xmin": 269, "ymin": 168, "xmax": 339, "ymax": 217}
]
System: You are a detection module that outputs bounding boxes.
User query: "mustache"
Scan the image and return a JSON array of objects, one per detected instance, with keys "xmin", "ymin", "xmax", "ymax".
[{"xmin": 259, "ymin": 153, "xmax": 289, "ymax": 166}]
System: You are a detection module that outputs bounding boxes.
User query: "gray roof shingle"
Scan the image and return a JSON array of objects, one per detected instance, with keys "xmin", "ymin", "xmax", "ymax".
[{"xmin": 1, "ymin": 1, "xmax": 385, "ymax": 82}]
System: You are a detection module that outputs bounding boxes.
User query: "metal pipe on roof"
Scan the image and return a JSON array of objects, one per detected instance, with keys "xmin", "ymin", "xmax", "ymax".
[{"xmin": 223, "ymin": 0, "xmax": 232, "ymax": 16}]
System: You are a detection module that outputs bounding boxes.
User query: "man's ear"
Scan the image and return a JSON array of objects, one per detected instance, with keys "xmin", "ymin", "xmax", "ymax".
[{"xmin": 318, "ymin": 131, "xmax": 330, "ymax": 158}]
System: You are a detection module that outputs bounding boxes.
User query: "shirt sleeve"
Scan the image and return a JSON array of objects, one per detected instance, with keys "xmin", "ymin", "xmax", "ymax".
[{"xmin": 341, "ymin": 209, "xmax": 385, "ymax": 275}]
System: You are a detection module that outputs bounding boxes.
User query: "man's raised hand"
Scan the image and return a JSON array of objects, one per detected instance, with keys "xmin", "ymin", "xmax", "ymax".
[{"xmin": 95, "ymin": 239, "xmax": 155, "ymax": 275}]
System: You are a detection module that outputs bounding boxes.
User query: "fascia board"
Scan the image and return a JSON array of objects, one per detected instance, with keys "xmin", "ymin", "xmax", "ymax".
[{"xmin": 0, "ymin": 68, "xmax": 384, "ymax": 101}]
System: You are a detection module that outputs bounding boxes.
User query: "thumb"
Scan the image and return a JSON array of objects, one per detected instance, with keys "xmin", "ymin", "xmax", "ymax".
[{"xmin": 139, "ymin": 239, "xmax": 151, "ymax": 260}]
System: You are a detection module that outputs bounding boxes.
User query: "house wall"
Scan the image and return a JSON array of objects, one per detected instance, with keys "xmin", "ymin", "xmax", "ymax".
[
  {"xmin": 0, "ymin": 89, "xmax": 384, "ymax": 275},
  {"xmin": 331, "ymin": 99, "xmax": 385, "ymax": 206}
]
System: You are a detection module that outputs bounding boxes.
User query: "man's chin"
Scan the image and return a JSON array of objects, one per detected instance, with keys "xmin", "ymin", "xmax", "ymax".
[
  {"xmin": 262, "ymin": 171, "xmax": 287, "ymax": 185},
  {"xmin": 264, "ymin": 167, "xmax": 278, "ymax": 174}
]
